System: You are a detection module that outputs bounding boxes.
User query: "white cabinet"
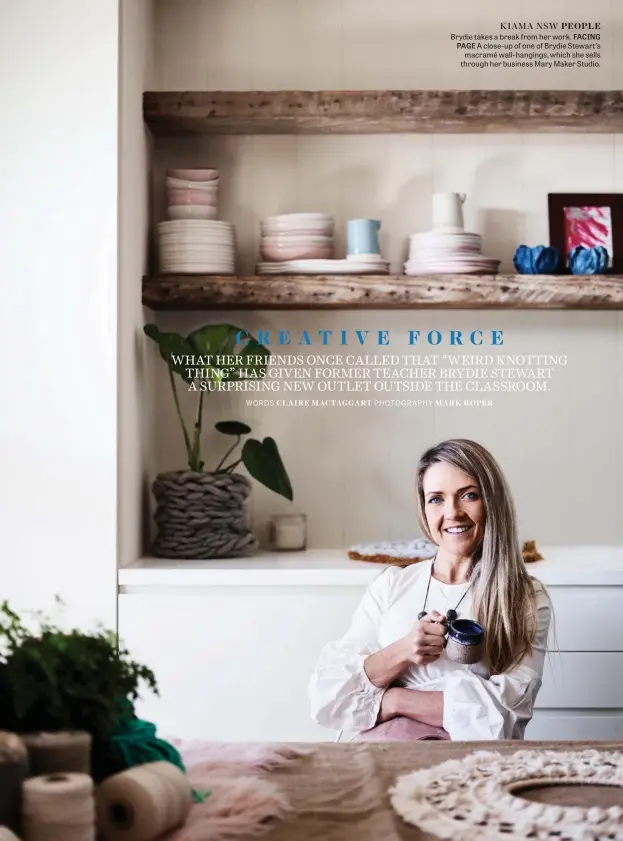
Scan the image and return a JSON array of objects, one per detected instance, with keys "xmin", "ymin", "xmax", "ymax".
[
  {"xmin": 118, "ymin": 587, "xmax": 362, "ymax": 741},
  {"xmin": 118, "ymin": 566, "xmax": 623, "ymax": 743}
]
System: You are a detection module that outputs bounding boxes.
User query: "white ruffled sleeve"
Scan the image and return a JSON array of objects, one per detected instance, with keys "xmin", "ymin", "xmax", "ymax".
[
  {"xmin": 442, "ymin": 580, "xmax": 552, "ymax": 740},
  {"xmin": 308, "ymin": 568, "xmax": 394, "ymax": 733}
]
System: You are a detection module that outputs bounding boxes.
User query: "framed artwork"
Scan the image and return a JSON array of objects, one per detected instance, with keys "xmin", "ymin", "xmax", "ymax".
[{"xmin": 548, "ymin": 193, "xmax": 623, "ymax": 273}]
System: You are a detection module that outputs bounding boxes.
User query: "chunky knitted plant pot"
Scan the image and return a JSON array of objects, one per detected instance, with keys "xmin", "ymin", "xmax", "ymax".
[{"xmin": 151, "ymin": 471, "xmax": 259, "ymax": 559}]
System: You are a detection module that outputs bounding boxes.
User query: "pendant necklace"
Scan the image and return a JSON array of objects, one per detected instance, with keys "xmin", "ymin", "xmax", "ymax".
[{"xmin": 418, "ymin": 558, "xmax": 472, "ymax": 623}]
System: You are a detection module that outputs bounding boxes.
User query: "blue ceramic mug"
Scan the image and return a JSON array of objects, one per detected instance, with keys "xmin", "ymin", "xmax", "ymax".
[
  {"xmin": 445, "ymin": 619, "xmax": 484, "ymax": 664},
  {"xmin": 347, "ymin": 219, "xmax": 381, "ymax": 256}
]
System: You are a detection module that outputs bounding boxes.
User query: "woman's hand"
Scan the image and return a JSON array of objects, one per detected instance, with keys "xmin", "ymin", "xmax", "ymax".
[{"xmin": 403, "ymin": 611, "xmax": 447, "ymax": 666}]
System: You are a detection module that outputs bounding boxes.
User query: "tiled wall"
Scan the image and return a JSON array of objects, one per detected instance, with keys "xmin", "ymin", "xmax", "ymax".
[{"xmin": 145, "ymin": 0, "xmax": 623, "ymax": 551}]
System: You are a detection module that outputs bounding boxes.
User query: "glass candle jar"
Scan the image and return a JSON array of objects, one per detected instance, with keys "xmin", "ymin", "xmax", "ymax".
[{"xmin": 269, "ymin": 514, "xmax": 307, "ymax": 551}]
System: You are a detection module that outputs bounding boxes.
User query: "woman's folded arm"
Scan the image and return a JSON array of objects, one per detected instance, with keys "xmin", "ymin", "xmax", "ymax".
[
  {"xmin": 308, "ymin": 568, "xmax": 400, "ymax": 733},
  {"xmin": 442, "ymin": 582, "xmax": 552, "ymax": 740}
]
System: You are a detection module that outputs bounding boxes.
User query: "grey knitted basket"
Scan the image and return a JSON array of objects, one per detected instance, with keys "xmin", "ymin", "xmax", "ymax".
[{"xmin": 151, "ymin": 471, "xmax": 259, "ymax": 559}]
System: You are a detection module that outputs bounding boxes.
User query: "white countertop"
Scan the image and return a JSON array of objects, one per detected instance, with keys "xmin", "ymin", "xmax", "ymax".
[{"xmin": 118, "ymin": 545, "xmax": 623, "ymax": 589}]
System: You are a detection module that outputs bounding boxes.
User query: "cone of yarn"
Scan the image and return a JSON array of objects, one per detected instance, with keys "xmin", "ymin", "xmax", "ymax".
[
  {"xmin": 22, "ymin": 772, "xmax": 95, "ymax": 841},
  {"xmin": 0, "ymin": 732, "xmax": 28, "ymax": 834},
  {"xmin": 21, "ymin": 732, "xmax": 91, "ymax": 777},
  {"xmin": 0, "ymin": 828, "xmax": 21, "ymax": 841},
  {"xmin": 96, "ymin": 761, "xmax": 193, "ymax": 841}
]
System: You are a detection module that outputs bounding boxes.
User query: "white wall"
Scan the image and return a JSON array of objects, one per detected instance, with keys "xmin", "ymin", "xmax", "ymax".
[
  {"xmin": 141, "ymin": 0, "xmax": 623, "ymax": 553},
  {"xmin": 118, "ymin": 0, "xmax": 156, "ymax": 570},
  {"xmin": 0, "ymin": 1, "xmax": 119, "ymax": 628}
]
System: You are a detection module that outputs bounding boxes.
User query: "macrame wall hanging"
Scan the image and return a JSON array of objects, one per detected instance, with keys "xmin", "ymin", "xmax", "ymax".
[{"xmin": 390, "ymin": 749, "xmax": 623, "ymax": 841}]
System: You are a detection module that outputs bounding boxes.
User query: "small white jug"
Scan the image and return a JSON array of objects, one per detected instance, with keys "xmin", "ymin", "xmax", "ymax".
[{"xmin": 432, "ymin": 192, "xmax": 466, "ymax": 232}]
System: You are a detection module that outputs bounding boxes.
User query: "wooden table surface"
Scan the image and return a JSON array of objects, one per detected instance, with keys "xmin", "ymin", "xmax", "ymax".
[{"xmin": 263, "ymin": 740, "xmax": 623, "ymax": 841}]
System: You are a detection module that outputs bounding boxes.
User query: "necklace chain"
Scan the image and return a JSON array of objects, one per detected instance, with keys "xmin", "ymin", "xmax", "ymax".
[{"xmin": 418, "ymin": 557, "xmax": 472, "ymax": 622}]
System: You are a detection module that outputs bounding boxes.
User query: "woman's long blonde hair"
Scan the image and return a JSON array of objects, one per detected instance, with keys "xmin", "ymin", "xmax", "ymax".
[{"xmin": 415, "ymin": 438, "xmax": 539, "ymax": 674}]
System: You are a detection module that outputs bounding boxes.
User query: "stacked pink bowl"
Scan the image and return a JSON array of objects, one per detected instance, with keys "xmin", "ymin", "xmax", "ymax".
[
  {"xmin": 260, "ymin": 213, "xmax": 334, "ymax": 262},
  {"xmin": 166, "ymin": 168, "xmax": 219, "ymax": 220}
]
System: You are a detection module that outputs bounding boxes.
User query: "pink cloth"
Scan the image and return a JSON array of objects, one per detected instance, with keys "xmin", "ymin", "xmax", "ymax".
[{"xmin": 354, "ymin": 716, "xmax": 450, "ymax": 742}]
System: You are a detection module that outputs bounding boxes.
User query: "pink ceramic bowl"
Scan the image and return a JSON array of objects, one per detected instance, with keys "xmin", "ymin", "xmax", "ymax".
[
  {"xmin": 262, "ymin": 234, "xmax": 332, "ymax": 246},
  {"xmin": 168, "ymin": 189, "xmax": 218, "ymax": 206},
  {"xmin": 260, "ymin": 244, "xmax": 333, "ymax": 262},
  {"xmin": 168, "ymin": 168, "xmax": 219, "ymax": 182}
]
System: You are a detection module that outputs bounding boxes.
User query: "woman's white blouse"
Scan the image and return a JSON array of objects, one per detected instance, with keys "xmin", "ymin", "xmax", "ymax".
[{"xmin": 308, "ymin": 560, "xmax": 552, "ymax": 741}]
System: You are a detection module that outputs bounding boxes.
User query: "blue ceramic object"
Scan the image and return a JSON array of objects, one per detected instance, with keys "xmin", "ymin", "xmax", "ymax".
[
  {"xmin": 347, "ymin": 219, "xmax": 381, "ymax": 256},
  {"xmin": 568, "ymin": 245, "xmax": 609, "ymax": 275},
  {"xmin": 513, "ymin": 244, "xmax": 560, "ymax": 275}
]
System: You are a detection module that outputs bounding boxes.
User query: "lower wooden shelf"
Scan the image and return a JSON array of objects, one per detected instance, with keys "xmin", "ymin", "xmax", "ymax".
[{"xmin": 142, "ymin": 274, "xmax": 623, "ymax": 310}]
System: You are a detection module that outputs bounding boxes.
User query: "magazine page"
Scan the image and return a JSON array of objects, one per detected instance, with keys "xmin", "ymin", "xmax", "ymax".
[
  {"xmin": 3, "ymin": 1, "xmax": 623, "ymax": 838},
  {"xmin": 128, "ymin": 0, "xmax": 623, "ymax": 752}
]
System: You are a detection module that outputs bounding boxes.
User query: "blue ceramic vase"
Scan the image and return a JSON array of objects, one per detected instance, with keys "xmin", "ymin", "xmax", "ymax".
[
  {"xmin": 513, "ymin": 245, "xmax": 560, "ymax": 275},
  {"xmin": 568, "ymin": 245, "xmax": 609, "ymax": 275}
]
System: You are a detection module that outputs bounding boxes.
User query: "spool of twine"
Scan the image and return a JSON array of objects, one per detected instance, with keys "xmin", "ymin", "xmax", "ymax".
[
  {"xmin": 152, "ymin": 471, "xmax": 259, "ymax": 559},
  {"xmin": 21, "ymin": 732, "xmax": 91, "ymax": 778},
  {"xmin": 0, "ymin": 732, "xmax": 28, "ymax": 834},
  {"xmin": 0, "ymin": 828, "xmax": 22, "ymax": 841},
  {"xmin": 96, "ymin": 761, "xmax": 193, "ymax": 841},
  {"xmin": 22, "ymin": 773, "xmax": 95, "ymax": 841}
]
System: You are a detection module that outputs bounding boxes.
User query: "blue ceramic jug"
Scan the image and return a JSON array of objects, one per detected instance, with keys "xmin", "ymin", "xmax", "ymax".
[{"xmin": 347, "ymin": 219, "xmax": 381, "ymax": 256}]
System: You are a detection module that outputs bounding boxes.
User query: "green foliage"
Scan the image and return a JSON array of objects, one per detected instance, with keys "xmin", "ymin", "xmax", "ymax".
[
  {"xmin": 144, "ymin": 323, "xmax": 293, "ymax": 501},
  {"xmin": 0, "ymin": 600, "xmax": 158, "ymax": 742}
]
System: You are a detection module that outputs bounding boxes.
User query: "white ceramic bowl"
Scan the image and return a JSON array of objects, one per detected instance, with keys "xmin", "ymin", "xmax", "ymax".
[
  {"xmin": 167, "ymin": 168, "xmax": 219, "ymax": 182},
  {"xmin": 264, "ymin": 213, "xmax": 332, "ymax": 224}
]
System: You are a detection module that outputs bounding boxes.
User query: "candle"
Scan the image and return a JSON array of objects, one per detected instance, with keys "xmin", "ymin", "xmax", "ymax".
[{"xmin": 269, "ymin": 514, "xmax": 307, "ymax": 551}]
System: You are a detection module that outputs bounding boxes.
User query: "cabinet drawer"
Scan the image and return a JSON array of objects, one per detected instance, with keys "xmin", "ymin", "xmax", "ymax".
[
  {"xmin": 526, "ymin": 710, "xmax": 623, "ymax": 741},
  {"xmin": 546, "ymin": 587, "xmax": 623, "ymax": 652},
  {"xmin": 536, "ymin": 652, "xmax": 623, "ymax": 709}
]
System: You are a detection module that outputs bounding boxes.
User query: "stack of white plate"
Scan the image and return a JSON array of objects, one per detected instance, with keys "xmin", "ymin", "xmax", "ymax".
[
  {"xmin": 158, "ymin": 221, "xmax": 235, "ymax": 274},
  {"xmin": 257, "ymin": 258, "xmax": 389, "ymax": 275},
  {"xmin": 404, "ymin": 231, "xmax": 500, "ymax": 275}
]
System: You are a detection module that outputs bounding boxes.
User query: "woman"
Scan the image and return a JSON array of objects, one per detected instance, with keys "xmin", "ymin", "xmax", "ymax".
[{"xmin": 308, "ymin": 439, "xmax": 552, "ymax": 742}]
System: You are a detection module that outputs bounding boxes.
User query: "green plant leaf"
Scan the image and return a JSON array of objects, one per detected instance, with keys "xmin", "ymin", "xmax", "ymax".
[
  {"xmin": 215, "ymin": 421, "xmax": 252, "ymax": 437},
  {"xmin": 227, "ymin": 339, "xmax": 270, "ymax": 381},
  {"xmin": 186, "ymin": 325, "xmax": 270, "ymax": 381},
  {"xmin": 187, "ymin": 323, "xmax": 240, "ymax": 358},
  {"xmin": 242, "ymin": 437, "xmax": 293, "ymax": 501},
  {"xmin": 144, "ymin": 324, "xmax": 195, "ymax": 383}
]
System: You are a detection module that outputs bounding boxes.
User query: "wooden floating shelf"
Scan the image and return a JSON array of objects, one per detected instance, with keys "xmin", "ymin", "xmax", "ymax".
[
  {"xmin": 142, "ymin": 274, "xmax": 623, "ymax": 311},
  {"xmin": 143, "ymin": 90, "xmax": 623, "ymax": 135}
]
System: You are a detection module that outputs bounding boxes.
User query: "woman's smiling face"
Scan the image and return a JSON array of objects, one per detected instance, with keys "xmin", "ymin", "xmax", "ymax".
[{"xmin": 422, "ymin": 461, "xmax": 485, "ymax": 560}]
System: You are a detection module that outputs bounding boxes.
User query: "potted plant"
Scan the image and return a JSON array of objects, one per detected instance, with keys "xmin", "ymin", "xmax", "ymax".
[
  {"xmin": 0, "ymin": 599, "xmax": 158, "ymax": 780},
  {"xmin": 144, "ymin": 322, "xmax": 293, "ymax": 559}
]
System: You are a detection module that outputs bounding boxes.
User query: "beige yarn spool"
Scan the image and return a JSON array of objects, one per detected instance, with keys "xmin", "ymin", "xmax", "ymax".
[
  {"xmin": 0, "ymin": 828, "xmax": 21, "ymax": 841},
  {"xmin": 0, "ymin": 732, "xmax": 28, "ymax": 834},
  {"xmin": 21, "ymin": 732, "xmax": 91, "ymax": 777},
  {"xmin": 96, "ymin": 761, "xmax": 193, "ymax": 841},
  {"xmin": 22, "ymin": 772, "xmax": 95, "ymax": 841}
]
